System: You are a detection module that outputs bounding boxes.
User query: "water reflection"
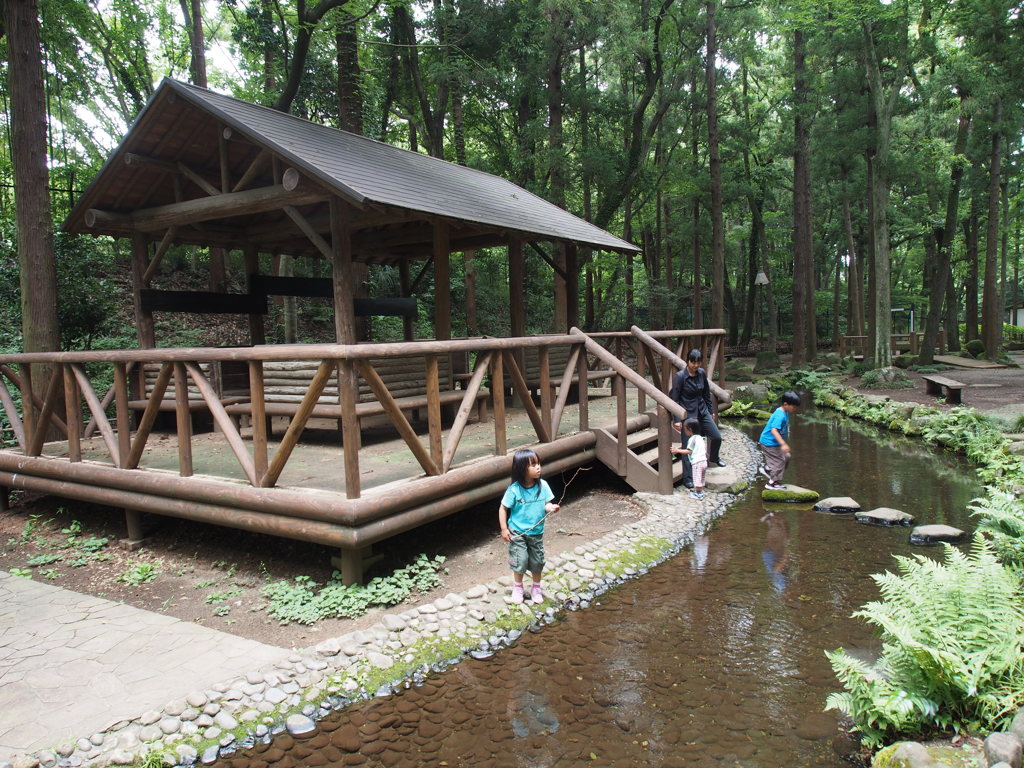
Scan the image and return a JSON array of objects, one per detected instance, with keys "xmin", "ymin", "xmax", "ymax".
[{"xmin": 215, "ymin": 412, "xmax": 980, "ymax": 768}]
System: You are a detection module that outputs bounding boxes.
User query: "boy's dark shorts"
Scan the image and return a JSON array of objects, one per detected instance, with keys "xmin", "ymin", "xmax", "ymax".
[{"xmin": 507, "ymin": 532, "xmax": 545, "ymax": 575}]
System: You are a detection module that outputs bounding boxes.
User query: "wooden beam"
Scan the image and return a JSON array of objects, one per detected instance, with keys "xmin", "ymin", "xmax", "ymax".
[
  {"xmin": 124, "ymin": 152, "xmax": 220, "ymax": 196},
  {"xmin": 232, "ymin": 148, "xmax": 269, "ymax": 193},
  {"xmin": 284, "ymin": 205, "xmax": 333, "ymax": 259},
  {"xmin": 141, "ymin": 227, "xmax": 178, "ymax": 286},
  {"xmin": 528, "ymin": 241, "xmax": 569, "ymax": 281},
  {"xmin": 86, "ymin": 172, "xmax": 326, "ymax": 232}
]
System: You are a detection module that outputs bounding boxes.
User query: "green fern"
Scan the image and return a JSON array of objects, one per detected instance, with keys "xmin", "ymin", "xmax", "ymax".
[{"xmin": 826, "ymin": 538, "xmax": 1024, "ymax": 747}]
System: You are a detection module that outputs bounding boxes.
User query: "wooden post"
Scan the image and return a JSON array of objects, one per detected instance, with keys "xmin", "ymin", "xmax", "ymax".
[
  {"xmin": 62, "ymin": 364, "xmax": 81, "ymax": 462},
  {"xmin": 576, "ymin": 341, "xmax": 589, "ymax": 431},
  {"xmin": 131, "ymin": 233, "xmax": 156, "ymax": 349},
  {"xmin": 615, "ymin": 374, "xmax": 627, "ymax": 475},
  {"xmin": 114, "ymin": 362, "xmax": 130, "ymax": 468},
  {"xmin": 635, "ymin": 338, "xmax": 647, "ymax": 412},
  {"xmin": 565, "ymin": 244, "xmax": 579, "ymax": 330},
  {"xmin": 174, "ymin": 362, "xmax": 193, "ymax": 477},
  {"xmin": 399, "ymin": 259, "xmax": 414, "ymax": 341},
  {"xmin": 244, "ymin": 244, "xmax": 265, "ymax": 345},
  {"xmin": 509, "ymin": 237, "xmax": 525, "ymax": 404},
  {"xmin": 657, "ymin": 404, "xmax": 674, "ymax": 494},
  {"xmin": 554, "ymin": 243, "xmax": 568, "ymax": 332},
  {"xmin": 331, "ymin": 198, "xmax": 361, "ymax": 498},
  {"xmin": 434, "ymin": 221, "xmax": 451, "ymax": 342},
  {"xmin": 249, "ymin": 361, "xmax": 268, "ymax": 481},
  {"xmin": 425, "ymin": 355, "xmax": 443, "ymax": 468},
  {"xmin": 491, "ymin": 350, "xmax": 506, "ymax": 456}
]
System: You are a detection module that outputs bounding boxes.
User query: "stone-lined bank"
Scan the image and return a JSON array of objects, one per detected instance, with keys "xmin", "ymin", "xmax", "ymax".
[{"xmin": 2, "ymin": 427, "xmax": 759, "ymax": 768}]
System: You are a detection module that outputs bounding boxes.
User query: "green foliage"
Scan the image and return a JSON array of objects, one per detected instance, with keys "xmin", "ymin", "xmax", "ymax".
[
  {"xmin": 718, "ymin": 401, "xmax": 770, "ymax": 421},
  {"xmin": 971, "ymin": 490, "xmax": 1024, "ymax": 568},
  {"xmin": 26, "ymin": 553, "xmax": 62, "ymax": 567},
  {"xmin": 118, "ymin": 562, "xmax": 159, "ymax": 585},
  {"xmin": 260, "ymin": 554, "xmax": 447, "ymax": 625},
  {"xmin": 859, "ymin": 368, "xmax": 914, "ymax": 389},
  {"xmin": 826, "ymin": 538, "xmax": 1024, "ymax": 748},
  {"xmin": 965, "ymin": 340, "xmax": 985, "ymax": 358}
]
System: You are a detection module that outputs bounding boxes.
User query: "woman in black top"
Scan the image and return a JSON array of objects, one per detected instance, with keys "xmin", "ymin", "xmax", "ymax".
[{"xmin": 668, "ymin": 349, "xmax": 725, "ymax": 488}]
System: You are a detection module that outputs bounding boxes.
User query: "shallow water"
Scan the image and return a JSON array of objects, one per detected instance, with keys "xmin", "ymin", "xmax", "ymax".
[{"xmin": 217, "ymin": 411, "xmax": 980, "ymax": 767}]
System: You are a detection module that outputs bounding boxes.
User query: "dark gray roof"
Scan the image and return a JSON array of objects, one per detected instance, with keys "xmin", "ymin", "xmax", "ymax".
[{"xmin": 164, "ymin": 80, "xmax": 636, "ymax": 253}]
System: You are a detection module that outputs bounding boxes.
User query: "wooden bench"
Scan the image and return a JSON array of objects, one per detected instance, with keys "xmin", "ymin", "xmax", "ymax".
[
  {"xmin": 128, "ymin": 362, "xmax": 249, "ymax": 433},
  {"xmin": 223, "ymin": 356, "xmax": 490, "ymax": 435},
  {"xmin": 921, "ymin": 374, "xmax": 965, "ymax": 405},
  {"xmin": 522, "ymin": 345, "xmax": 615, "ymax": 400}
]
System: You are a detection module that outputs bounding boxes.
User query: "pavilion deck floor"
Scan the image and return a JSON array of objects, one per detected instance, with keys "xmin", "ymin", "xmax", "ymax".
[{"xmin": 20, "ymin": 388, "xmax": 646, "ymax": 499}]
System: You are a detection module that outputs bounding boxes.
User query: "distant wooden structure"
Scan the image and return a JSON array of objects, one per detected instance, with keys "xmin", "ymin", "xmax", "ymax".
[
  {"xmin": 0, "ymin": 81, "xmax": 733, "ymax": 581},
  {"xmin": 839, "ymin": 331, "xmax": 947, "ymax": 359}
]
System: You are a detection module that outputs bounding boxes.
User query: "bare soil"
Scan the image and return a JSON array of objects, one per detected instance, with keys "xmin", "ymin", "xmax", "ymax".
[{"xmin": 0, "ymin": 464, "xmax": 644, "ymax": 649}]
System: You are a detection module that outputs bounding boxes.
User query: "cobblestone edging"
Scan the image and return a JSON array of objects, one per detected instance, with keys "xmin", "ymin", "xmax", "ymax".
[{"xmin": 4, "ymin": 426, "xmax": 760, "ymax": 768}]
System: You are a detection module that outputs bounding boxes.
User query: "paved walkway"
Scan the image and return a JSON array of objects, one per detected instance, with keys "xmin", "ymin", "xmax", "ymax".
[{"xmin": 0, "ymin": 572, "xmax": 290, "ymax": 763}]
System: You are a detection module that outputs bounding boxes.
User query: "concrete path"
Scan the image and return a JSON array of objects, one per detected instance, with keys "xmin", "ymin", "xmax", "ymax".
[{"xmin": 0, "ymin": 572, "xmax": 290, "ymax": 763}]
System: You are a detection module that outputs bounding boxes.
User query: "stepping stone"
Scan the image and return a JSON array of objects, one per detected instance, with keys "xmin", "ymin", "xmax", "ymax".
[
  {"xmin": 814, "ymin": 497, "xmax": 861, "ymax": 514},
  {"xmin": 855, "ymin": 507, "xmax": 914, "ymax": 526},
  {"xmin": 761, "ymin": 484, "xmax": 819, "ymax": 503},
  {"xmin": 909, "ymin": 524, "xmax": 965, "ymax": 545},
  {"xmin": 705, "ymin": 465, "xmax": 746, "ymax": 494}
]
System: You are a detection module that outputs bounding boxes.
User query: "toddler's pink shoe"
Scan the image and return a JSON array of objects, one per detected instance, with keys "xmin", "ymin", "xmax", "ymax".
[
  {"xmin": 531, "ymin": 585, "xmax": 543, "ymax": 604},
  {"xmin": 511, "ymin": 584, "xmax": 524, "ymax": 604}
]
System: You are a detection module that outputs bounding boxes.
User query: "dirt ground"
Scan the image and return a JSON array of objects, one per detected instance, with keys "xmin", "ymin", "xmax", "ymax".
[
  {"xmin": 2, "ymin": 354, "xmax": 1019, "ymax": 650},
  {"xmin": 0, "ymin": 464, "xmax": 645, "ymax": 649}
]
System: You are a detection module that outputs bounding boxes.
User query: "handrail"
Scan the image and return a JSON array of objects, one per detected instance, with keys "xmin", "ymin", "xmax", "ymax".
[
  {"xmin": 568, "ymin": 328, "xmax": 686, "ymax": 422},
  {"xmin": 630, "ymin": 326, "xmax": 732, "ymax": 409}
]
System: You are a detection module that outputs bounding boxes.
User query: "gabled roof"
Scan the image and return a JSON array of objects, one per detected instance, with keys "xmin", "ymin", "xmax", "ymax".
[{"xmin": 64, "ymin": 79, "xmax": 638, "ymax": 260}]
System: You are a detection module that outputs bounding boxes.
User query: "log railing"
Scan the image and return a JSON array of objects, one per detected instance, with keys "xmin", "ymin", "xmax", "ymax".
[{"xmin": 0, "ymin": 330, "xmax": 727, "ymax": 499}]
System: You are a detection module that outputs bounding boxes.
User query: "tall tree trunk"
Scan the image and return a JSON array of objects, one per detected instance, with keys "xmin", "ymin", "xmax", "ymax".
[
  {"xmin": 863, "ymin": 20, "xmax": 903, "ymax": 369},
  {"xmin": 706, "ymin": 0, "xmax": 725, "ymax": 332},
  {"xmin": 945, "ymin": 252, "xmax": 960, "ymax": 352},
  {"xmin": 336, "ymin": 17, "xmax": 363, "ymax": 134},
  {"xmin": 180, "ymin": 0, "xmax": 208, "ymax": 87},
  {"xmin": 920, "ymin": 97, "xmax": 970, "ymax": 364},
  {"xmin": 981, "ymin": 101, "xmax": 1002, "ymax": 360},
  {"xmin": 964, "ymin": 203, "xmax": 980, "ymax": 343},
  {"xmin": 841, "ymin": 183, "xmax": 864, "ymax": 339},
  {"xmin": 791, "ymin": 28, "xmax": 814, "ymax": 364},
  {"xmin": 545, "ymin": 2, "xmax": 566, "ymax": 209},
  {"xmin": 5, "ymin": 0, "xmax": 61, "ymax": 412}
]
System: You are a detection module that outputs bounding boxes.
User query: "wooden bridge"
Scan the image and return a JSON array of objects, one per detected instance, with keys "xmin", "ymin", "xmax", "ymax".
[{"xmin": 0, "ymin": 328, "xmax": 727, "ymax": 581}]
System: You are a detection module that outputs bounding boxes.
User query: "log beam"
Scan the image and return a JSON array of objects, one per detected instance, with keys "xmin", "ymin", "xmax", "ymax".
[{"xmin": 85, "ymin": 170, "xmax": 326, "ymax": 232}]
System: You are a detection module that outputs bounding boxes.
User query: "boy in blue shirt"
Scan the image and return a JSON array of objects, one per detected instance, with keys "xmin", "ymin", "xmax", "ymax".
[{"xmin": 758, "ymin": 391, "xmax": 801, "ymax": 490}]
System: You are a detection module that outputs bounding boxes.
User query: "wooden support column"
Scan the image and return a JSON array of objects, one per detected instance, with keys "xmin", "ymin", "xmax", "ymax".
[
  {"xmin": 399, "ymin": 259, "xmax": 414, "ymax": 341},
  {"xmin": 509, "ymin": 237, "xmax": 525, "ymax": 405},
  {"xmin": 509, "ymin": 237, "xmax": 525, "ymax": 340},
  {"xmin": 331, "ymin": 198, "xmax": 361, "ymax": 497},
  {"xmin": 433, "ymin": 221, "xmax": 451, "ymax": 342},
  {"xmin": 554, "ymin": 243, "xmax": 568, "ymax": 332},
  {"xmin": 565, "ymin": 244, "xmax": 579, "ymax": 330},
  {"xmin": 130, "ymin": 236, "xmax": 155, "ymax": 346},
  {"xmin": 244, "ymin": 245, "xmax": 265, "ymax": 345}
]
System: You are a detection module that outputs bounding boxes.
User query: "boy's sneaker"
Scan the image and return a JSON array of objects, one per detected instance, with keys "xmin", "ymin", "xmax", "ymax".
[
  {"xmin": 689, "ymin": 490, "xmax": 704, "ymax": 500},
  {"xmin": 511, "ymin": 584, "xmax": 524, "ymax": 604},
  {"xmin": 765, "ymin": 482, "xmax": 787, "ymax": 490},
  {"xmin": 531, "ymin": 585, "xmax": 544, "ymax": 604},
  {"xmin": 758, "ymin": 466, "xmax": 771, "ymax": 480}
]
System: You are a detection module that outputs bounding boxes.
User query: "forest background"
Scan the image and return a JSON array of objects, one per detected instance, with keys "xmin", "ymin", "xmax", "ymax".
[{"xmin": 0, "ymin": 0, "xmax": 1023, "ymax": 370}]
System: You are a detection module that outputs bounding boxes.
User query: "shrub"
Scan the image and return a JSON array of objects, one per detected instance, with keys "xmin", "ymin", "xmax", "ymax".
[
  {"xmin": 826, "ymin": 538, "xmax": 1024, "ymax": 748},
  {"xmin": 965, "ymin": 339, "xmax": 985, "ymax": 358},
  {"xmin": 860, "ymin": 367, "xmax": 914, "ymax": 389}
]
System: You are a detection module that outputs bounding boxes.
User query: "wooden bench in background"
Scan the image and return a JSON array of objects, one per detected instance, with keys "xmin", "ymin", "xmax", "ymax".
[
  {"xmin": 128, "ymin": 362, "xmax": 248, "ymax": 433},
  {"xmin": 921, "ymin": 373, "xmax": 965, "ymax": 405},
  {"xmin": 522, "ymin": 344, "xmax": 615, "ymax": 400},
  {"xmin": 223, "ymin": 356, "xmax": 489, "ymax": 436}
]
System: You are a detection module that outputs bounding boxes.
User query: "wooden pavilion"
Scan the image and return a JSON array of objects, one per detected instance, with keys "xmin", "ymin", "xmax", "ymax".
[{"xmin": 0, "ymin": 81, "xmax": 729, "ymax": 581}]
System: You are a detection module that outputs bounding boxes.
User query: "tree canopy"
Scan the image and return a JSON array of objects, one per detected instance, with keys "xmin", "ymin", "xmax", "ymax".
[{"xmin": 1, "ymin": 0, "xmax": 1022, "ymax": 362}]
